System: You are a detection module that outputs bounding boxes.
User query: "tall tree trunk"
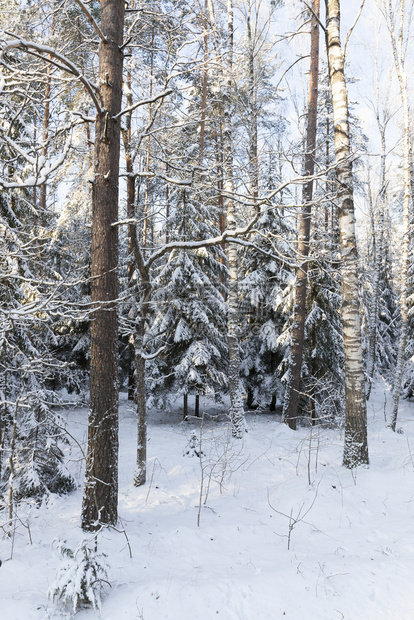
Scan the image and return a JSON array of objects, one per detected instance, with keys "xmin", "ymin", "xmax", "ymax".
[
  {"xmin": 142, "ymin": 29, "xmax": 155, "ymax": 253},
  {"xmin": 283, "ymin": 0, "xmax": 320, "ymax": 430},
  {"xmin": 386, "ymin": 0, "xmax": 412, "ymax": 432},
  {"xmin": 224, "ymin": 0, "xmax": 245, "ymax": 438},
  {"xmin": 39, "ymin": 63, "xmax": 51, "ymax": 214},
  {"xmin": 39, "ymin": 14, "xmax": 54, "ymax": 217},
  {"xmin": 126, "ymin": 190, "xmax": 151, "ymax": 487},
  {"xmin": 366, "ymin": 127, "xmax": 386, "ymax": 400},
  {"xmin": 133, "ymin": 307, "xmax": 148, "ymax": 486},
  {"xmin": 122, "ymin": 63, "xmax": 137, "ymax": 403},
  {"xmin": 199, "ymin": 0, "xmax": 208, "ymax": 163},
  {"xmin": 246, "ymin": 1, "xmax": 258, "ymax": 208},
  {"xmin": 121, "ymin": 40, "xmax": 150, "ymax": 487},
  {"xmin": 325, "ymin": 0, "xmax": 368, "ymax": 467},
  {"xmin": 81, "ymin": 0, "xmax": 125, "ymax": 530}
]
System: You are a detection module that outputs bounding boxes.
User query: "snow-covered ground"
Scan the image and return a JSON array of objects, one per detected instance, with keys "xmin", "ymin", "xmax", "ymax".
[{"xmin": 2, "ymin": 380, "xmax": 414, "ymax": 619}]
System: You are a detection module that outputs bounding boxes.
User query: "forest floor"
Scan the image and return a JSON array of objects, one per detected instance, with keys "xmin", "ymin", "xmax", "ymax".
[{"xmin": 2, "ymin": 379, "xmax": 414, "ymax": 619}]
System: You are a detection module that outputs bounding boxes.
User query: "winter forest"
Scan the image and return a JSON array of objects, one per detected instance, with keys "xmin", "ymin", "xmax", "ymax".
[{"xmin": 2, "ymin": 0, "xmax": 414, "ymax": 617}]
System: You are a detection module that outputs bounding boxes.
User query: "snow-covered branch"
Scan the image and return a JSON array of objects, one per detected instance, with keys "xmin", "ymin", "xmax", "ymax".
[
  {"xmin": 1, "ymin": 33, "xmax": 102, "ymax": 112},
  {"xmin": 113, "ymin": 89, "xmax": 173, "ymax": 120},
  {"xmin": 72, "ymin": 0, "xmax": 108, "ymax": 44},
  {"xmin": 0, "ymin": 126, "xmax": 74, "ymax": 189}
]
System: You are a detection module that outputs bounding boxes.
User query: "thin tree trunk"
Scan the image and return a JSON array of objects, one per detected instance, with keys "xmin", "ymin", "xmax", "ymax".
[
  {"xmin": 81, "ymin": 0, "xmax": 125, "ymax": 530},
  {"xmin": 246, "ymin": 1, "xmax": 258, "ymax": 208},
  {"xmin": 224, "ymin": 0, "xmax": 245, "ymax": 438},
  {"xmin": 366, "ymin": 128, "xmax": 386, "ymax": 400},
  {"xmin": 120, "ymin": 35, "xmax": 150, "ymax": 486},
  {"xmin": 40, "ymin": 14, "xmax": 54, "ymax": 217},
  {"xmin": 0, "ymin": 371, "xmax": 5, "ymax": 481},
  {"xmin": 33, "ymin": 120, "xmax": 37, "ymax": 208},
  {"xmin": 325, "ymin": 0, "xmax": 368, "ymax": 467},
  {"xmin": 39, "ymin": 63, "xmax": 51, "ymax": 214},
  {"xmin": 199, "ymin": 1, "xmax": 208, "ymax": 162},
  {"xmin": 183, "ymin": 393, "xmax": 188, "ymax": 421},
  {"xmin": 142, "ymin": 30, "xmax": 154, "ymax": 252},
  {"xmin": 325, "ymin": 116, "xmax": 330, "ymax": 231},
  {"xmin": 386, "ymin": 0, "xmax": 411, "ymax": 432},
  {"xmin": 126, "ymin": 195, "xmax": 151, "ymax": 487},
  {"xmin": 283, "ymin": 0, "xmax": 320, "ymax": 430},
  {"xmin": 122, "ymin": 64, "xmax": 137, "ymax": 403},
  {"xmin": 133, "ymin": 312, "xmax": 147, "ymax": 486},
  {"xmin": 195, "ymin": 394, "xmax": 200, "ymax": 418},
  {"xmin": 165, "ymin": 161, "xmax": 170, "ymax": 244}
]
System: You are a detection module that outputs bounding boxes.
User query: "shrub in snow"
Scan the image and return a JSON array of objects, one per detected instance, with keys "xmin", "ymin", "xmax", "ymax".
[
  {"xmin": 183, "ymin": 433, "xmax": 204, "ymax": 458},
  {"xmin": 2, "ymin": 399, "xmax": 76, "ymax": 503},
  {"xmin": 48, "ymin": 538, "xmax": 110, "ymax": 615}
]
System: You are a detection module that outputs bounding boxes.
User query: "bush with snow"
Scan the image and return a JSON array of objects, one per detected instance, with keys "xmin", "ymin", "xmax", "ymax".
[{"xmin": 48, "ymin": 538, "xmax": 110, "ymax": 615}]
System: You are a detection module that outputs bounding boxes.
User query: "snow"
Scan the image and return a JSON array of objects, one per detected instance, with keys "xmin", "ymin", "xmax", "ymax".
[{"xmin": 2, "ymin": 380, "xmax": 414, "ymax": 619}]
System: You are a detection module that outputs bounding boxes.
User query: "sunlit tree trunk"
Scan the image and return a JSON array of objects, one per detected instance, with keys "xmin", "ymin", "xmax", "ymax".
[
  {"xmin": 366, "ymin": 126, "xmax": 386, "ymax": 400},
  {"xmin": 246, "ymin": 0, "xmax": 258, "ymax": 208},
  {"xmin": 121, "ymin": 57, "xmax": 149, "ymax": 487},
  {"xmin": 325, "ymin": 0, "xmax": 368, "ymax": 467},
  {"xmin": 133, "ymin": 303, "xmax": 148, "ymax": 486},
  {"xmin": 39, "ymin": 64, "xmax": 51, "ymax": 214},
  {"xmin": 385, "ymin": 0, "xmax": 412, "ymax": 432},
  {"xmin": 142, "ymin": 30, "xmax": 155, "ymax": 253},
  {"xmin": 81, "ymin": 0, "xmax": 125, "ymax": 530},
  {"xmin": 283, "ymin": 0, "xmax": 320, "ymax": 430}
]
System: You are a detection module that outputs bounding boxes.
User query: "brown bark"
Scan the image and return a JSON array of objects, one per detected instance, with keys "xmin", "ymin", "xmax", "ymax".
[
  {"xmin": 283, "ymin": 0, "xmax": 320, "ymax": 430},
  {"xmin": 81, "ymin": 0, "xmax": 125, "ymax": 530}
]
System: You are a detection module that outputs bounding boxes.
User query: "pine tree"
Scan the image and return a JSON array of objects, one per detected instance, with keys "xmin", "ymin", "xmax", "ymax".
[{"xmin": 147, "ymin": 187, "xmax": 228, "ymax": 415}]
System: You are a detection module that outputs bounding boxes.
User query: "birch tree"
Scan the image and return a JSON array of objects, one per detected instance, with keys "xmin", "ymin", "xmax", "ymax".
[
  {"xmin": 325, "ymin": 0, "xmax": 369, "ymax": 466},
  {"xmin": 382, "ymin": 0, "xmax": 412, "ymax": 431},
  {"xmin": 364, "ymin": 57, "xmax": 394, "ymax": 398}
]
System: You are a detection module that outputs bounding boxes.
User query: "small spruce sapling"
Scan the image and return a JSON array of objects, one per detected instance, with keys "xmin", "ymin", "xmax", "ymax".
[{"xmin": 48, "ymin": 538, "xmax": 110, "ymax": 615}]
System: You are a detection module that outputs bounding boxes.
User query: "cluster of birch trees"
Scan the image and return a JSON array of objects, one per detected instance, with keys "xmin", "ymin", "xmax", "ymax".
[{"xmin": 0, "ymin": 0, "xmax": 413, "ymax": 531}]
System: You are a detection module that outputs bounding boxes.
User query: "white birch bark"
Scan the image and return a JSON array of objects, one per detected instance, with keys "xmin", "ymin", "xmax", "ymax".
[
  {"xmin": 224, "ymin": 0, "xmax": 246, "ymax": 438},
  {"xmin": 366, "ymin": 122, "xmax": 386, "ymax": 400},
  {"xmin": 384, "ymin": 0, "xmax": 412, "ymax": 431},
  {"xmin": 325, "ymin": 0, "xmax": 368, "ymax": 466}
]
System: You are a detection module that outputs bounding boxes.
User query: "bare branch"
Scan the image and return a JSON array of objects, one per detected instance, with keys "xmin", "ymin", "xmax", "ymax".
[
  {"xmin": 343, "ymin": 0, "xmax": 366, "ymax": 58},
  {"xmin": 113, "ymin": 88, "xmax": 173, "ymax": 120},
  {"xmin": 72, "ymin": 0, "xmax": 108, "ymax": 43}
]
